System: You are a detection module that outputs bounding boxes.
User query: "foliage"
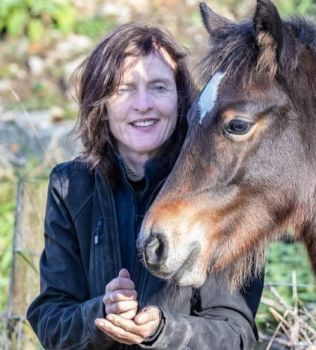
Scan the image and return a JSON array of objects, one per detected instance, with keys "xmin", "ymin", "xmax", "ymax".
[
  {"xmin": 74, "ymin": 17, "xmax": 117, "ymax": 40},
  {"xmin": 257, "ymin": 241, "xmax": 316, "ymax": 337},
  {"xmin": 265, "ymin": 242, "xmax": 315, "ymax": 303},
  {"xmin": 212, "ymin": 0, "xmax": 316, "ymax": 20},
  {"xmin": 0, "ymin": 0, "xmax": 76, "ymax": 41},
  {"xmin": 274, "ymin": 0, "xmax": 316, "ymax": 16},
  {"xmin": 0, "ymin": 182, "xmax": 16, "ymax": 311}
]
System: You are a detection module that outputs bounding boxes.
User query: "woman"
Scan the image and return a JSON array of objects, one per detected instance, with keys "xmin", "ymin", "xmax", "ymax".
[{"xmin": 27, "ymin": 23, "xmax": 263, "ymax": 349}]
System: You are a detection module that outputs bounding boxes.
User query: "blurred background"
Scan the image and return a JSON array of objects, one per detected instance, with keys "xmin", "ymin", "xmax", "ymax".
[{"xmin": 0, "ymin": 0, "xmax": 316, "ymax": 349}]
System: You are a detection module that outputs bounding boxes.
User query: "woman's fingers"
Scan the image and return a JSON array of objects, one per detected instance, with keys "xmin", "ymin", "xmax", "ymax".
[
  {"xmin": 95, "ymin": 305, "xmax": 162, "ymax": 345},
  {"xmin": 95, "ymin": 318, "xmax": 143, "ymax": 345},
  {"xmin": 119, "ymin": 309, "xmax": 138, "ymax": 319},
  {"xmin": 103, "ymin": 270, "xmax": 138, "ymax": 320},
  {"xmin": 105, "ymin": 276, "xmax": 135, "ymax": 292},
  {"xmin": 134, "ymin": 306, "xmax": 161, "ymax": 325},
  {"xmin": 104, "ymin": 289, "xmax": 137, "ymax": 304},
  {"xmin": 105, "ymin": 300, "xmax": 138, "ymax": 315},
  {"xmin": 106, "ymin": 310, "xmax": 160, "ymax": 339},
  {"xmin": 103, "ymin": 289, "xmax": 138, "ymax": 316}
]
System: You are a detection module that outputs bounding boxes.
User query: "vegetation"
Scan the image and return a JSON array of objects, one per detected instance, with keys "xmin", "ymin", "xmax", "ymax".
[
  {"xmin": 275, "ymin": 0, "xmax": 316, "ymax": 17},
  {"xmin": 257, "ymin": 242, "xmax": 316, "ymax": 334},
  {"xmin": 0, "ymin": 0, "xmax": 76, "ymax": 41},
  {"xmin": 0, "ymin": 182, "xmax": 16, "ymax": 311},
  {"xmin": 74, "ymin": 17, "xmax": 117, "ymax": 40}
]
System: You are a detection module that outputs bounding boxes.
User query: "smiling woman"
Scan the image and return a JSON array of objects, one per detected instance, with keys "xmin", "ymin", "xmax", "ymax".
[
  {"xmin": 26, "ymin": 21, "xmax": 264, "ymax": 350},
  {"xmin": 105, "ymin": 54, "xmax": 178, "ymax": 178}
]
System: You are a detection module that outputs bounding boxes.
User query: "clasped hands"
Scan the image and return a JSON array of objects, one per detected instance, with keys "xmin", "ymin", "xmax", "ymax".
[{"xmin": 95, "ymin": 269, "xmax": 161, "ymax": 345}]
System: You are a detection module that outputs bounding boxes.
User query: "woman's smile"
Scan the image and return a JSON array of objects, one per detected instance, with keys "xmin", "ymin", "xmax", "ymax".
[{"xmin": 129, "ymin": 118, "xmax": 159, "ymax": 128}]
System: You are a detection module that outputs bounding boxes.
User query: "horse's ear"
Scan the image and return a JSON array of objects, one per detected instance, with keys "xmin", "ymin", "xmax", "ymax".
[
  {"xmin": 254, "ymin": 0, "xmax": 283, "ymax": 78},
  {"xmin": 199, "ymin": 2, "xmax": 232, "ymax": 35}
]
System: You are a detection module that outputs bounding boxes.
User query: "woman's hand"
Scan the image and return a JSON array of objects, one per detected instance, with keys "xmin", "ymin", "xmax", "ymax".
[
  {"xmin": 95, "ymin": 306, "xmax": 161, "ymax": 345},
  {"xmin": 103, "ymin": 269, "xmax": 138, "ymax": 319}
]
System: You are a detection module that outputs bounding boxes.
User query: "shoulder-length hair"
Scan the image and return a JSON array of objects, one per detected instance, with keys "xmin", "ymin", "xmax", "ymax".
[{"xmin": 72, "ymin": 22, "xmax": 196, "ymax": 182}]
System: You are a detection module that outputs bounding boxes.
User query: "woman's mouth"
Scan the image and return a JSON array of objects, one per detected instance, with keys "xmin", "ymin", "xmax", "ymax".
[{"xmin": 130, "ymin": 119, "xmax": 158, "ymax": 127}]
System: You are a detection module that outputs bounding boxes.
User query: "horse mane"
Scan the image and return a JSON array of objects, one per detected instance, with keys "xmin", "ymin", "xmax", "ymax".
[
  {"xmin": 200, "ymin": 16, "xmax": 316, "ymax": 90},
  {"xmin": 289, "ymin": 17, "xmax": 316, "ymax": 50}
]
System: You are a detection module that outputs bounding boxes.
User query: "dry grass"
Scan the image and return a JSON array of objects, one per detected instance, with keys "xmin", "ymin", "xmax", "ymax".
[
  {"xmin": 259, "ymin": 272, "xmax": 316, "ymax": 349},
  {"xmin": 0, "ymin": 314, "xmax": 41, "ymax": 350}
]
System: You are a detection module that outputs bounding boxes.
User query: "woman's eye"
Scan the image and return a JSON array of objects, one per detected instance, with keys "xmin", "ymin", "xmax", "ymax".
[
  {"xmin": 116, "ymin": 86, "xmax": 131, "ymax": 95},
  {"xmin": 225, "ymin": 119, "xmax": 253, "ymax": 135},
  {"xmin": 152, "ymin": 84, "xmax": 167, "ymax": 92}
]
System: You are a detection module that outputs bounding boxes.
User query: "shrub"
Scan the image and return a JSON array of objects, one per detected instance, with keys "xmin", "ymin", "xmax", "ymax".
[{"xmin": 0, "ymin": 0, "xmax": 76, "ymax": 41}]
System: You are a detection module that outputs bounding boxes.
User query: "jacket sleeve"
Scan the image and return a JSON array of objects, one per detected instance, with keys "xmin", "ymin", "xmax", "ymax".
[
  {"xmin": 140, "ymin": 274, "xmax": 263, "ymax": 350},
  {"xmin": 26, "ymin": 167, "xmax": 114, "ymax": 350}
]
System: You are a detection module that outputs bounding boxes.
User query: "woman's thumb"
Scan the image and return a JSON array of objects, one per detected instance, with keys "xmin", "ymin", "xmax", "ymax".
[{"xmin": 119, "ymin": 268, "xmax": 130, "ymax": 279}]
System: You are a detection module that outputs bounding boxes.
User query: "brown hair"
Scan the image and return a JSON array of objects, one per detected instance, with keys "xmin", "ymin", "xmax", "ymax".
[{"xmin": 72, "ymin": 22, "xmax": 196, "ymax": 182}]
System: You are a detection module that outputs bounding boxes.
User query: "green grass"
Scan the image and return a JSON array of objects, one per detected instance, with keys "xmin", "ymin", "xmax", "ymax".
[
  {"xmin": 265, "ymin": 241, "xmax": 315, "ymax": 304},
  {"xmin": 0, "ymin": 182, "xmax": 16, "ymax": 312},
  {"xmin": 256, "ymin": 241, "xmax": 316, "ymax": 334}
]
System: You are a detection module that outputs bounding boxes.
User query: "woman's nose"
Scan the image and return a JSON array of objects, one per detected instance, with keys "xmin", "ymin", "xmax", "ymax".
[{"xmin": 133, "ymin": 89, "xmax": 154, "ymax": 112}]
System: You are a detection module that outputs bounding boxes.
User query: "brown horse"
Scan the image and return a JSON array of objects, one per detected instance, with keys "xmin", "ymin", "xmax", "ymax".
[{"xmin": 137, "ymin": 0, "xmax": 316, "ymax": 290}]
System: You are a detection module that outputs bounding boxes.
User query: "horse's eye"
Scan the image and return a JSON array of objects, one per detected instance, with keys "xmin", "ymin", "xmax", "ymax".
[{"xmin": 225, "ymin": 119, "xmax": 253, "ymax": 135}]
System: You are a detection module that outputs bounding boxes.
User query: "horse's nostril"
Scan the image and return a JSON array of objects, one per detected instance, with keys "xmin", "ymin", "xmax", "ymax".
[{"xmin": 144, "ymin": 232, "xmax": 168, "ymax": 267}]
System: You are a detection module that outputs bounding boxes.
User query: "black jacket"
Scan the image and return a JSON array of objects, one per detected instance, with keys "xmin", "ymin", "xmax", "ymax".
[{"xmin": 27, "ymin": 158, "xmax": 264, "ymax": 350}]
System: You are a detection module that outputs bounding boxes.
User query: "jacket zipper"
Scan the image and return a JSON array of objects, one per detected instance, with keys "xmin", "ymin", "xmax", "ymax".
[
  {"xmin": 92, "ymin": 215, "xmax": 104, "ymax": 296},
  {"xmin": 109, "ymin": 190, "xmax": 123, "ymax": 275},
  {"xmin": 97, "ymin": 171, "xmax": 122, "ymax": 275},
  {"xmin": 94, "ymin": 218, "xmax": 103, "ymax": 245}
]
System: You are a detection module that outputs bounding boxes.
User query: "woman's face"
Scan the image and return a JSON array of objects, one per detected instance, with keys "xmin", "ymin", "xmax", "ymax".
[{"xmin": 105, "ymin": 53, "xmax": 178, "ymax": 161}]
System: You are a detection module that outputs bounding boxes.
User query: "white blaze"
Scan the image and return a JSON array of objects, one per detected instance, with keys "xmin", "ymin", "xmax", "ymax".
[{"xmin": 198, "ymin": 72, "xmax": 226, "ymax": 124}]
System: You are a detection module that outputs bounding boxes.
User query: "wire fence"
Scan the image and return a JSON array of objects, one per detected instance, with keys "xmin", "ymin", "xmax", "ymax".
[{"xmin": 0, "ymin": 179, "xmax": 46, "ymax": 349}]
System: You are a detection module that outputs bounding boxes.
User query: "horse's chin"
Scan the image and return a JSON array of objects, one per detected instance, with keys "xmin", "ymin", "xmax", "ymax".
[
  {"xmin": 172, "ymin": 249, "xmax": 207, "ymax": 287},
  {"xmin": 147, "ymin": 246, "xmax": 207, "ymax": 288},
  {"xmin": 148, "ymin": 265, "xmax": 207, "ymax": 288},
  {"xmin": 173, "ymin": 270, "xmax": 207, "ymax": 288}
]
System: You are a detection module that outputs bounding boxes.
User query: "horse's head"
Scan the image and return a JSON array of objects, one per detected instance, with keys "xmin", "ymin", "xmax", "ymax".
[{"xmin": 138, "ymin": 0, "xmax": 316, "ymax": 289}]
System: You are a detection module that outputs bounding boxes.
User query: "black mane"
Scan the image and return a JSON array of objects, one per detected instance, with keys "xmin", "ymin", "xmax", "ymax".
[{"xmin": 290, "ymin": 17, "xmax": 316, "ymax": 49}]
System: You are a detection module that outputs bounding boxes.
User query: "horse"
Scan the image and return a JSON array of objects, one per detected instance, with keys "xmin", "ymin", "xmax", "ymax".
[{"xmin": 137, "ymin": 0, "xmax": 316, "ymax": 291}]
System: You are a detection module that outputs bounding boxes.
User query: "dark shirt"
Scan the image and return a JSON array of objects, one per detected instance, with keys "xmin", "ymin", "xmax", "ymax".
[{"xmin": 114, "ymin": 156, "xmax": 169, "ymax": 273}]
